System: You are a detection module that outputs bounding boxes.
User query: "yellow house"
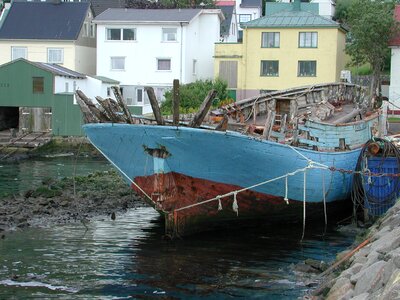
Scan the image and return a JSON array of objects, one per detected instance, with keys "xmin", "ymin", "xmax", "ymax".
[
  {"xmin": 214, "ymin": 1, "xmax": 347, "ymax": 100},
  {"xmin": 0, "ymin": 1, "xmax": 96, "ymax": 75}
]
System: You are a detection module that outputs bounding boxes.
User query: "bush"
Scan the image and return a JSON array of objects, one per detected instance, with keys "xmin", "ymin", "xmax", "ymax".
[{"xmin": 160, "ymin": 78, "xmax": 229, "ymax": 114}]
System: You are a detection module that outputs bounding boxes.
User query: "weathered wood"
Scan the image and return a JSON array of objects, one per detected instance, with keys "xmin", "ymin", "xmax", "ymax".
[
  {"xmin": 215, "ymin": 114, "xmax": 228, "ymax": 131},
  {"xmin": 75, "ymin": 90, "xmax": 100, "ymax": 123},
  {"xmin": 145, "ymin": 86, "xmax": 164, "ymax": 125},
  {"xmin": 332, "ymin": 108, "xmax": 362, "ymax": 124},
  {"xmin": 172, "ymin": 79, "xmax": 180, "ymax": 126},
  {"xmin": 111, "ymin": 86, "xmax": 134, "ymax": 124},
  {"xmin": 189, "ymin": 89, "xmax": 218, "ymax": 128},
  {"xmin": 262, "ymin": 110, "xmax": 273, "ymax": 139},
  {"xmin": 95, "ymin": 96, "xmax": 124, "ymax": 123}
]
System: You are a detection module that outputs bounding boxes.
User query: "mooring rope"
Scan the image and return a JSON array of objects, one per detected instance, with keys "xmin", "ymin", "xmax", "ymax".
[
  {"xmin": 174, "ymin": 161, "xmax": 323, "ymax": 213},
  {"xmin": 301, "ymin": 169, "xmax": 307, "ymax": 241},
  {"xmin": 86, "ymin": 136, "xmax": 153, "ymax": 202}
]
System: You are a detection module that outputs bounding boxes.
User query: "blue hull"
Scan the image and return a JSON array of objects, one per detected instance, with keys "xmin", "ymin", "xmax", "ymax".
[
  {"xmin": 83, "ymin": 123, "xmax": 363, "ymax": 236},
  {"xmin": 83, "ymin": 123, "xmax": 361, "ymax": 202}
]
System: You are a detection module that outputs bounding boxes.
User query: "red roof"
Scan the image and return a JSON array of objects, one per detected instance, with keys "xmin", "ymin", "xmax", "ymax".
[
  {"xmin": 389, "ymin": 5, "xmax": 400, "ymax": 46},
  {"xmin": 215, "ymin": 1, "xmax": 235, "ymax": 6}
]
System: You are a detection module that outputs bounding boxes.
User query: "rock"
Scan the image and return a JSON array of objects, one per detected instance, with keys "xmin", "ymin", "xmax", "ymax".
[
  {"xmin": 379, "ymin": 269, "xmax": 400, "ymax": 300},
  {"xmin": 294, "ymin": 263, "xmax": 320, "ymax": 274},
  {"xmin": 351, "ymin": 292, "xmax": 369, "ymax": 300},
  {"xmin": 326, "ymin": 277, "xmax": 354, "ymax": 300},
  {"xmin": 340, "ymin": 263, "xmax": 363, "ymax": 279},
  {"xmin": 369, "ymin": 227, "xmax": 400, "ymax": 254},
  {"xmin": 352, "ymin": 260, "xmax": 387, "ymax": 296}
]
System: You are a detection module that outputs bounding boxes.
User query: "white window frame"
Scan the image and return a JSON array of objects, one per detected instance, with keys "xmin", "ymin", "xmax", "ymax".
[
  {"xmin": 110, "ymin": 56, "xmax": 125, "ymax": 71},
  {"xmin": 299, "ymin": 32, "xmax": 318, "ymax": 48},
  {"xmin": 261, "ymin": 32, "xmax": 280, "ymax": 48},
  {"xmin": 162, "ymin": 28, "xmax": 177, "ymax": 42},
  {"xmin": 106, "ymin": 28, "xmax": 136, "ymax": 41},
  {"xmin": 11, "ymin": 46, "xmax": 27, "ymax": 60},
  {"xmin": 157, "ymin": 58, "xmax": 171, "ymax": 71},
  {"xmin": 47, "ymin": 48, "xmax": 64, "ymax": 64},
  {"xmin": 239, "ymin": 14, "xmax": 251, "ymax": 23},
  {"xmin": 136, "ymin": 88, "xmax": 143, "ymax": 103}
]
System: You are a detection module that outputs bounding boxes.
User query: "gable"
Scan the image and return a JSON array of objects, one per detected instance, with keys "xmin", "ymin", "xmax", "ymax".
[{"xmin": 0, "ymin": 2, "xmax": 90, "ymax": 40}]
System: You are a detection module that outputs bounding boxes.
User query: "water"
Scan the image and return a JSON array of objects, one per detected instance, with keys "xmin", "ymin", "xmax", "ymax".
[
  {"xmin": 0, "ymin": 156, "xmax": 111, "ymax": 197},
  {"xmin": 0, "ymin": 158, "xmax": 356, "ymax": 299}
]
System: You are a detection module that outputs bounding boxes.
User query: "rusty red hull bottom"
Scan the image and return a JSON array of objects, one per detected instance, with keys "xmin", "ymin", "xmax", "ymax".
[{"xmin": 132, "ymin": 172, "xmax": 350, "ymax": 238}]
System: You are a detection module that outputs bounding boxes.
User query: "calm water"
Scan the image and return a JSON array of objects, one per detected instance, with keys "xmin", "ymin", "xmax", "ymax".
[{"xmin": 0, "ymin": 158, "xmax": 355, "ymax": 299}]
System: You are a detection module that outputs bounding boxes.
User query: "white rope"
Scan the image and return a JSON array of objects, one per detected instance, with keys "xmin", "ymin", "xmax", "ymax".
[
  {"xmin": 86, "ymin": 137, "xmax": 153, "ymax": 202},
  {"xmin": 322, "ymin": 172, "xmax": 327, "ymax": 227},
  {"xmin": 288, "ymin": 145, "xmax": 329, "ymax": 169},
  {"xmin": 217, "ymin": 196, "xmax": 223, "ymax": 211},
  {"xmin": 284, "ymin": 175, "xmax": 289, "ymax": 204},
  {"xmin": 301, "ymin": 168, "xmax": 307, "ymax": 241},
  {"xmin": 232, "ymin": 192, "xmax": 239, "ymax": 216}
]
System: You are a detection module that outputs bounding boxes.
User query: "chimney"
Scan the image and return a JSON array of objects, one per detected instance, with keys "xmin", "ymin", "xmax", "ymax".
[{"xmin": 292, "ymin": 0, "xmax": 301, "ymax": 11}]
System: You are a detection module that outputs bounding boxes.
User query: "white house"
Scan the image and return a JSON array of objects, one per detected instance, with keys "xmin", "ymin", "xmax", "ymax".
[
  {"xmin": 389, "ymin": 5, "xmax": 400, "ymax": 114},
  {"xmin": 94, "ymin": 8, "xmax": 224, "ymax": 115},
  {"xmin": 235, "ymin": 0, "xmax": 262, "ymax": 41}
]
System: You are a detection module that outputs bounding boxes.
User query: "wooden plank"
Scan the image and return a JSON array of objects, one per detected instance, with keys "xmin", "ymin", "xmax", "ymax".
[
  {"xmin": 189, "ymin": 89, "xmax": 217, "ymax": 128},
  {"xmin": 111, "ymin": 86, "xmax": 134, "ymax": 124},
  {"xmin": 172, "ymin": 79, "xmax": 180, "ymax": 125},
  {"xmin": 145, "ymin": 86, "xmax": 164, "ymax": 125}
]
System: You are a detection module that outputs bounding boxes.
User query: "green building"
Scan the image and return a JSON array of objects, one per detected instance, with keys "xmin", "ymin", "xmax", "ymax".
[{"xmin": 0, "ymin": 59, "xmax": 118, "ymax": 137}]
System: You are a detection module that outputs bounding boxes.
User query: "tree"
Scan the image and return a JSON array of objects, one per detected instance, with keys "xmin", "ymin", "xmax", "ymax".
[
  {"xmin": 160, "ymin": 79, "xmax": 229, "ymax": 114},
  {"xmin": 345, "ymin": 0, "xmax": 398, "ymax": 100}
]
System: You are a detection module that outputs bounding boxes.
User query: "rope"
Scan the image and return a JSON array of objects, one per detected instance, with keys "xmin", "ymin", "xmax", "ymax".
[
  {"xmin": 322, "ymin": 172, "xmax": 327, "ymax": 229},
  {"xmin": 86, "ymin": 136, "xmax": 153, "ymax": 202},
  {"xmin": 284, "ymin": 175, "xmax": 289, "ymax": 204},
  {"xmin": 301, "ymin": 168, "xmax": 307, "ymax": 241},
  {"xmin": 174, "ymin": 165, "xmax": 313, "ymax": 212},
  {"xmin": 232, "ymin": 192, "xmax": 239, "ymax": 216}
]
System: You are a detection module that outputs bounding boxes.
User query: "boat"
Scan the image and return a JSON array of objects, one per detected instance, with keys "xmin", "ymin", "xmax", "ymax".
[{"xmin": 76, "ymin": 83, "xmax": 382, "ymax": 238}]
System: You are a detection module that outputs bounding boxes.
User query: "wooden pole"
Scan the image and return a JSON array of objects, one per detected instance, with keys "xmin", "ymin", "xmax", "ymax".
[
  {"xmin": 145, "ymin": 86, "xmax": 164, "ymax": 125},
  {"xmin": 189, "ymin": 89, "xmax": 217, "ymax": 128},
  {"xmin": 111, "ymin": 86, "xmax": 134, "ymax": 124},
  {"xmin": 172, "ymin": 79, "xmax": 180, "ymax": 125}
]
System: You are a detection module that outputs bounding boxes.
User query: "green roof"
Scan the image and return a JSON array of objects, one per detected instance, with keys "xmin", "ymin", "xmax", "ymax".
[
  {"xmin": 90, "ymin": 75, "xmax": 119, "ymax": 84},
  {"xmin": 242, "ymin": 10, "xmax": 345, "ymax": 30}
]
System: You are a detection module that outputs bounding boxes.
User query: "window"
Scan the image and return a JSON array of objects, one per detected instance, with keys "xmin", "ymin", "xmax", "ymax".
[
  {"xmin": 47, "ymin": 48, "xmax": 63, "ymax": 63},
  {"xmin": 239, "ymin": 14, "xmax": 251, "ymax": 23},
  {"xmin": 90, "ymin": 24, "xmax": 95, "ymax": 38},
  {"xmin": 73, "ymin": 81, "xmax": 77, "ymax": 92},
  {"xmin": 162, "ymin": 28, "xmax": 177, "ymax": 41},
  {"xmin": 157, "ymin": 58, "xmax": 171, "ymax": 71},
  {"xmin": 65, "ymin": 82, "xmax": 69, "ymax": 92},
  {"xmin": 111, "ymin": 57, "xmax": 125, "ymax": 70},
  {"xmin": 83, "ymin": 22, "xmax": 88, "ymax": 37},
  {"xmin": 107, "ymin": 87, "xmax": 111, "ymax": 96},
  {"xmin": 106, "ymin": 28, "xmax": 136, "ymax": 41},
  {"xmin": 298, "ymin": 61, "xmax": 316, "ymax": 77},
  {"xmin": 136, "ymin": 88, "xmax": 143, "ymax": 103},
  {"xmin": 107, "ymin": 28, "xmax": 121, "ymax": 40},
  {"xmin": 11, "ymin": 46, "xmax": 27, "ymax": 60},
  {"xmin": 261, "ymin": 60, "xmax": 279, "ymax": 76},
  {"xmin": 33, "ymin": 77, "xmax": 44, "ymax": 93},
  {"xmin": 123, "ymin": 28, "xmax": 136, "ymax": 40},
  {"xmin": 261, "ymin": 32, "xmax": 280, "ymax": 48},
  {"xmin": 299, "ymin": 32, "xmax": 318, "ymax": 48}
]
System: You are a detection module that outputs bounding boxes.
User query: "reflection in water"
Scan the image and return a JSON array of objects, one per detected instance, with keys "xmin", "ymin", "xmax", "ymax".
[
  {"xmin": 0, "ymin": 157, "xmax": 111, "ymax": 196},
  {"xmin": 0, "ymin": 207, "xmax": 354, "ymax": 299}
]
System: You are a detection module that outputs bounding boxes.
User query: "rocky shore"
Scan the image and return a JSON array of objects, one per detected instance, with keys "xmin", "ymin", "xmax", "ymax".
[
  {"xmin": 307, "ymin": 200, "xmax": 400, "ymax": 299},
  {"xmin": 0, "ymin": 169, "xmax": 148, "ymax": 233}
]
